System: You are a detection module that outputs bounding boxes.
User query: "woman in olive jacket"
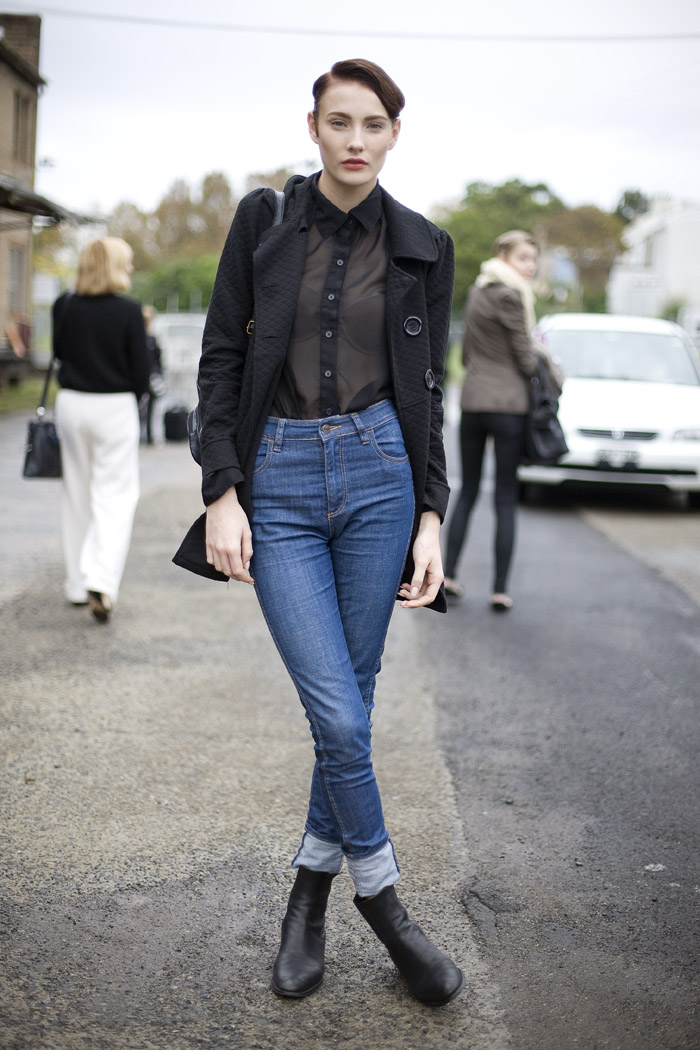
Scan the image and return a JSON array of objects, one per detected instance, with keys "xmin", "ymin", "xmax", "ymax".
[
  {"xmin": 176, "ymin": 60, "xmax": 463, "ymax": 1007},
  {"xmin": 443, "ymin": 230, "xmax": 541, "ymax": 610}
]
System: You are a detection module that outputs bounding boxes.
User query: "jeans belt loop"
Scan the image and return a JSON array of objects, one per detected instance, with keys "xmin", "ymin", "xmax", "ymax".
[
  {"xmin": 273, "ymin": 417, "xmax": 286, "ymax": 452},
  {"xmin": 351, "ymin": 411, "xmax": 370, "ymax": 444}
]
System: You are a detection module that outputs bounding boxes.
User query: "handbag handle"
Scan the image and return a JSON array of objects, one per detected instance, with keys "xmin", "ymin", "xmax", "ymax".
[
  {"xmin": 36, "ymin": 354, "xmax": 55, "ymax": 417},
  {"xmin": 38, "ymin": 292, "xmax": 73, "ymax": 416}
]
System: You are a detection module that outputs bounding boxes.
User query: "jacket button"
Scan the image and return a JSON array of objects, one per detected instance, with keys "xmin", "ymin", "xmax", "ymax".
[
  {"xmin": 424, "ymin": 369, "xmax": 436, "ymax": 390},
  {"xmin": 404, "ymin": 316, "xmax": 422, "ymax": 336}
]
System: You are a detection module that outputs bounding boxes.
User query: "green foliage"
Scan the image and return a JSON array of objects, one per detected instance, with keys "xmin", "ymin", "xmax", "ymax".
[
  {"xmin": 440, "ymin": 180, "xmax": 563, "ymax": 308},
  {"xmin": 0, "ymin": 373, "xmax": 55, "ymax": 415},
  {"xmin": 439, "ymin": 179, "xmax": 626, "ymax": 316},
  {"xmin": 132, "ymin": 255, "xmax": 220, "ymax": 313},
  {"xmin": 615, "ymin": 189, "xmax": 649, "ymax": 224},
  {"xmin": 659, "ymin": 297, "xmax": 686, "ymax": 323}
]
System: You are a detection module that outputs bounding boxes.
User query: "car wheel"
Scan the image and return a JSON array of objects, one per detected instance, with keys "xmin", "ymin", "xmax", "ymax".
[{"xmin": 687, "ymin": 491, "xmax": 700, "ymax": 510}]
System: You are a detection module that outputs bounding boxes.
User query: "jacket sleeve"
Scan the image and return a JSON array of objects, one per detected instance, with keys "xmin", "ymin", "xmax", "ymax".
[
  {"xmin": 498, "ymin": 287, "xmax": 538, "ymax": 378},
  {"xmin": 422, "ymin": 228, "xmax": 454, "ymax": 521},
  {"xmin": 197, "ymin": 189, "xmax": 268, "ymax": 483}
]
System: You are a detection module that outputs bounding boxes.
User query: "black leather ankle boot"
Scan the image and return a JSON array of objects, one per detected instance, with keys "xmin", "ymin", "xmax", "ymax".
[
  {"xmin": 354, "ymin": 885, "xmax": 464, "ymax": 1006},
  {"xmin": 271, "ymin": 866, "xmax": 337, "ymax": 998}
]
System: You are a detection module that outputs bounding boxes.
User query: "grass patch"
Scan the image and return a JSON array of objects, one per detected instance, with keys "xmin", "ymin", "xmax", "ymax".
[{"xmin": 0, "ymin": 375, "xmax": 56, "ymax": 415}]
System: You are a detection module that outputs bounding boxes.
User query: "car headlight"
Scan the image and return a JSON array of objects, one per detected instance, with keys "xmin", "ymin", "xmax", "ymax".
[{"xmin": 673, "ymin": 429, "xmax": 700, "ymax": 440}]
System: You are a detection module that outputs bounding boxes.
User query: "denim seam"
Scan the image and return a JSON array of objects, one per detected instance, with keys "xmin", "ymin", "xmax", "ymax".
[
  {"xmin": 327, "ymin": 436, "xmax": 349, "ymax": 521},
  {"xmin": 252, "ymin": 585, "xmax": 351, "ymax": 845},
  {"xmin": 360, "ymin": 514, "xmax": 414, "ymax": 713}
]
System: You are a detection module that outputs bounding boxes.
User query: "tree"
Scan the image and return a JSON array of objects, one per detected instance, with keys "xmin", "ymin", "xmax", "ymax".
[
  {"xmin": 132, "ymin": 255, "xmax": 220, "ymax": 313},
  {"xmin": 615, "ymin": 189, "xmax": 649, "ymax": 224},
  {"xmin": 245, "ymin": 165, "xmax": 313, "ymax": 194},
  {"xmin": 439, "ymin": 180, "xmax": 564, "ymax": 309},
  {"xmin": 540, "ymin": 206, "xmax": 624, "ymax": 313},
  {"xmin": 106, "ymin": 201, "xmax": 151, "ymax": 270},
  {"xmin": 195, "ymin": 172, "xmax": 237, "ymax": 254}
]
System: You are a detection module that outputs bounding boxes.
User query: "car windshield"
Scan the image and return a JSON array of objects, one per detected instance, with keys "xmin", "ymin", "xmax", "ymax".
[{"xmin": 541, "ymin": 329, "xmax": 700, "ymax": 386}]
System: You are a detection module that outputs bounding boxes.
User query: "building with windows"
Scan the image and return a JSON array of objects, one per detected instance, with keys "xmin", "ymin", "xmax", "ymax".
[
  {"xmin": 607, "ymin": 197, "xmax": 700, "ymax": 344},
  {"xmin": 0, "ymin": 13, "xmax": 85, "ymax": 381}
]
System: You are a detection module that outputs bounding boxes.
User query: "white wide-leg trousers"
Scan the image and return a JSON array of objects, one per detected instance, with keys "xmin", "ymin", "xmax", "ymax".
[{"xmin": 55, "ymin": 389, "xmax": 140, "ymax": 604}]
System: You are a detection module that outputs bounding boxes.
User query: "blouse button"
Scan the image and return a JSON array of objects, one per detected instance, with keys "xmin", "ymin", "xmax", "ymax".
[
  {"xmin": 404, "ymin": 316, "xmax": 423, "ymax": 336},
  {"xmin": 325, "ymin": 330, "xmax": 332, "ymax": 338},
  {"xmin": 328, "ymin": 293, "xmax": 335, "ymax": 301},
  {"xmin": 325, "ymin": 370, "xmax": 332, "ymax": 378},
  {"xmin": 336, "ymin": 259, "xmax": 344, "ymax": 267}
]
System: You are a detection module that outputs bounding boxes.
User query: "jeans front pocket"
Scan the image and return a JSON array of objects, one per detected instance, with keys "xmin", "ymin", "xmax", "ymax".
[{"xmin": 367, "ymin": 417, "xmax": 410, "ymax": 463}]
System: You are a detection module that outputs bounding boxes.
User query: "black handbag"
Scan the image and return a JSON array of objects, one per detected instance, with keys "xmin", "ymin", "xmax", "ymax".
[
  {"xmin": 22, "ymin": 353, "xmax": 62, "ymax": 478},
  {"xmin": 187, "ymin": 187, "xmax": 286, "ymax": 466},
  {"xmin": 523, "ymin": 356, "xmax": 568, "ymax": 466}
]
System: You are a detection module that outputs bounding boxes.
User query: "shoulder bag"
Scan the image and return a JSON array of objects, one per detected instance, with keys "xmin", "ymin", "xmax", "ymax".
[
  {"xmin": 523, "ymin": 354, "xmax": 569, "ymax": 466},
  {"xmin": 22, "ymin": 294, "xmax": 73, "ymax": 478},
  {"xmin": 22, "ymin": 357, "xmax": 62, "ymax": 478}
]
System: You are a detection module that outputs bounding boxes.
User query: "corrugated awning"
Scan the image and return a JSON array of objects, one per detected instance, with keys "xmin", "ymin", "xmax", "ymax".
[{"xmin": 0, "ymin": 175, "xmax": 93, "ymax": 223}]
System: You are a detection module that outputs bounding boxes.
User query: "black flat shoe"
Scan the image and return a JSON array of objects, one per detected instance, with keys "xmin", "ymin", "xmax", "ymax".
[
  {"xmin": 88, "ymin": 591, "xmax": 112, "ymax": 623},
  {"xmin": 490, "ymin": 594, "xmax": 513, "ymax": 613}
]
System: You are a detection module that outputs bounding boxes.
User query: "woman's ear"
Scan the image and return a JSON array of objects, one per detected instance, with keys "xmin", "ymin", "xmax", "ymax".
[
  {"xmin": 388, "ymin": 118, "xmax": 401, "ymax": 150},
  {"xmin": 307, "ymin": 111, "xmax": 319, "ymax": 143}
]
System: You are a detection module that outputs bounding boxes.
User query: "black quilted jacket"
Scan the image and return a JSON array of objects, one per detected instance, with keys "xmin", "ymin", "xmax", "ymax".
[{"xmin": 193, "ymin": 173, "xmax": 454, "ymax": 611}]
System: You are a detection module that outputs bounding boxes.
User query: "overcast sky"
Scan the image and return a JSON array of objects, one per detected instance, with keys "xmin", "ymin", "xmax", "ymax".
[{"xmin": 5, "ymin": 0, "xmax": 700, "ymax": 219}]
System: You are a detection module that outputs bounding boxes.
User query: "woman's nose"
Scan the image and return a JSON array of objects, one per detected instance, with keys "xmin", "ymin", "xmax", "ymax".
[{"xmin": 347, "ymin": 127, "xmax": 365, "ymax": 151}]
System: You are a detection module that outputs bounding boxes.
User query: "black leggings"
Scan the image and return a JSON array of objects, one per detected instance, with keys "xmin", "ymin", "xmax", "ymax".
[{"xmin": 444, "ymin": 411, "xmax": 527, "ymax": 593}]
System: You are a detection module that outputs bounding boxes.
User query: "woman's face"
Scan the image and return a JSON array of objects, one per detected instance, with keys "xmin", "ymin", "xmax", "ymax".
[
  {"xmin": 308, "ymin": 79, "xmax": 400, "ymax": 206},
  {"xmin": 502, "ymin": 243, "xmax": 538, "ymax": 281}
]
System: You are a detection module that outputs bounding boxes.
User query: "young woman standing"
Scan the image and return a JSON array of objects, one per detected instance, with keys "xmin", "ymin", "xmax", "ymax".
[
  {"xmin": 179, "ymin": 59, "xmax": 463, "ymax": 1006},
  {"xmin": 443, "ymin": 231, "xmax": 542, "ymax": 611}
]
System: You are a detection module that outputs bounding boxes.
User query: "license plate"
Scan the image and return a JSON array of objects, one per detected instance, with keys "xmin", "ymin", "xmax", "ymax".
[{"xmin": 596, "ymin": 449, "xmax": 639, "ymax": 468}]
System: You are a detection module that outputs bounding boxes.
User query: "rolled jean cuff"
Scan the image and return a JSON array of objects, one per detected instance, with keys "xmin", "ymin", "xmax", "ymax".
[
  {"xmin": 292, "ymin": 831, "xmax": 344, "ymax": 875},
  {"xmin": 347, "ymin": 839, "xmax": 400, "ymax": 897}
]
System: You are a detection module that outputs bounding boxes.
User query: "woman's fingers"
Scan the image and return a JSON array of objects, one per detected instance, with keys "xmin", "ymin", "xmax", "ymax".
[
  {"xmin": 205, "ymin": 488, "xmax": 255, "ymax": 585},
  {"xmin": 399, "ymin": 510, "xmax": 443, "ymax": 608}
]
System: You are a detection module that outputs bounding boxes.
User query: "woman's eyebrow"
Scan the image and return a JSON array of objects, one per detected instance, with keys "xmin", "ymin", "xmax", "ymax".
[{"xmin": 326, "ymin": 110, "xmax": 387, "ymax": 121}]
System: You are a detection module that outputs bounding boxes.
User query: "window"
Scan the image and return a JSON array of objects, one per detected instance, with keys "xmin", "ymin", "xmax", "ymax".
[
  {"xmin": 13, "ymin": 91, "xmax": 32, "ymax": 165},
  {"xmin": 9, "ymin": 246, "xmax": 27, "ymax": 313}
]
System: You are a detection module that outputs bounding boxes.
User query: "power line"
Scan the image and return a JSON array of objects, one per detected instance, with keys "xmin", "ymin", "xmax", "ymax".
[{"xmin": 5, "ymin": 4, "xmax": 700, "ymax": 43}]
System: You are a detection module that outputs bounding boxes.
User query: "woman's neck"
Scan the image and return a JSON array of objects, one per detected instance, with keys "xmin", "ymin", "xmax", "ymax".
[{"xmin": 317, "ymin": 170, "xmax": 377, "ymax": 213}]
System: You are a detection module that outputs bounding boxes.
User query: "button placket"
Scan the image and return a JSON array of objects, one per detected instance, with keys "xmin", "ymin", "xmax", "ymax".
[{"xmin": 319, "ymin": 221, "xmax": 352, "ymax": 418}]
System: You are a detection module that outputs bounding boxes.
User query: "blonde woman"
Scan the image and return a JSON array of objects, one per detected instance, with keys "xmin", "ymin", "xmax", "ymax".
[{"xmin": 54, "ymin": 237, "xmax": 150, "ymax": 622}]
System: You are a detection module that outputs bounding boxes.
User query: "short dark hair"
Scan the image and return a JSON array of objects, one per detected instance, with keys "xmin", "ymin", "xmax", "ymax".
[{"xmin": 312, "ymin": 59, "xmax": 405, "ymax": 122}]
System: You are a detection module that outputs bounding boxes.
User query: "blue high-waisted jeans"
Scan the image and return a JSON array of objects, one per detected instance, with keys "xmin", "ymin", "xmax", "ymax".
[{"xmin": 250, "ymin": 400, "xmax": 415, "ymax": 897}]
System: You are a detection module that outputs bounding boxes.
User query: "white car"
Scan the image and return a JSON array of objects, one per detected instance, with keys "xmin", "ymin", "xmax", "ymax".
[
  {"xmin": 149, "ymin": 312, "xmax": 206, "ymax": 411},
  {"xmin": 518, "ymin": 313, "xmax": 700, "ymax": 507}
]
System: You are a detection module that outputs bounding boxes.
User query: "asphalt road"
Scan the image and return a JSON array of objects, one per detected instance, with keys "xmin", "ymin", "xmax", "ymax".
[{"xmin": 1, "ymin": 405, "xmax": 699, "ymax": 1050}]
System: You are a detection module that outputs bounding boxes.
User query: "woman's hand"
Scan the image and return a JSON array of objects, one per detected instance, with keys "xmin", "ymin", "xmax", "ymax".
[
  {"xmin": 205, "ymin": 487, "xmax": 254, "ymax": 584},
  {"xmin": 399, "ymin": 510, "xmax": 443, "ymax": 609}
]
